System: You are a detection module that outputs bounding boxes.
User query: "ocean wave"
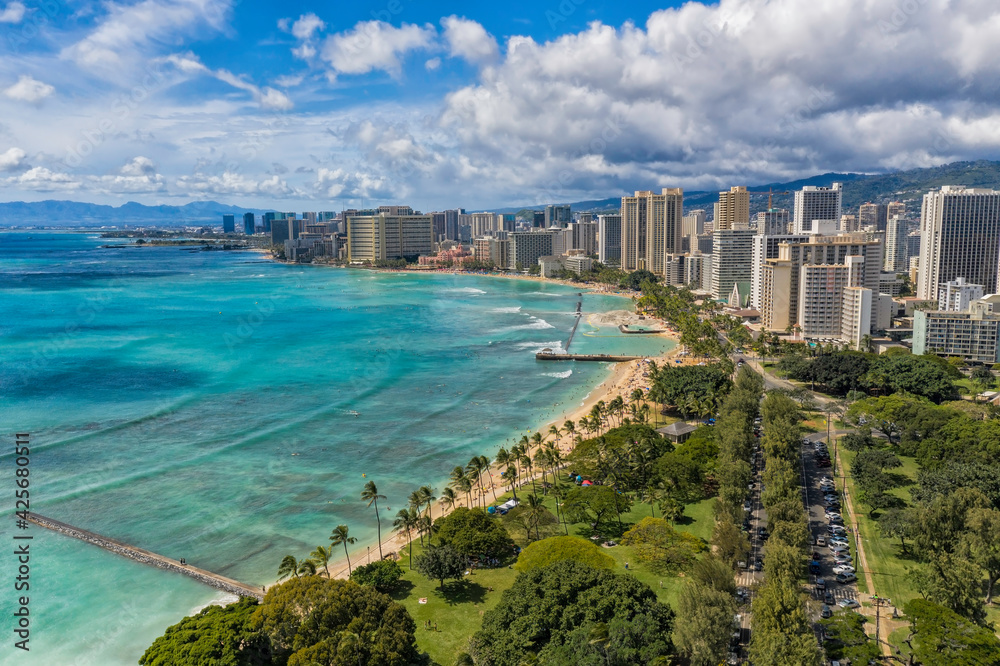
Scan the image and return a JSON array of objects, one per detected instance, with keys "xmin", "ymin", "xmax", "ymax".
[
  {"xmin": 514, "ymin": 340, "xmax": 566, "ymax": 354},
  {"xmin": 492, "ymin": 306, "xmax": 522, "ymax": 313},
  {"xmin": 542, "ymin": 370, "xmax": 573, "ymax": 379},
  {"xmin": 443, "ymin": 287, "xmax": 487, "ymax": 295},
  {"xmin": 502, "ymin": 318, "xmax": 556, "ymax": 332},
  {"xmin": 189, "ymin": 592, "xmax": 240, "ymax": 615}
]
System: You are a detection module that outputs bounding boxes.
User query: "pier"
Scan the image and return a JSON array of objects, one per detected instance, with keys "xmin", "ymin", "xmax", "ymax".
[
  {"xmin": 618, "ymin": 324, "xmax": 665, "ymax": 334},
  {"xmin": 28, "ymin": 513, "xmax": 264, "ymax": 601},
  {"xmin": 536, "ymin": 353, "xmax": 649, "ymax": 362},
  {"xmin": 564, "ymin": 294, "xmax": 583, "ymax": 351}
]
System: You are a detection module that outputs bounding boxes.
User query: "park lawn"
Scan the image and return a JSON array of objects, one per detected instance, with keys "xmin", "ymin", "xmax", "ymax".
[{"xmin": 840, "ymin": 448, "xmax": 921, "ymax": 608}]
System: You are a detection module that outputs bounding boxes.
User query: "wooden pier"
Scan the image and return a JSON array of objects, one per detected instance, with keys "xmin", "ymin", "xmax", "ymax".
[
  {"xmin": 28, "ymin": 513, "xmax": 264, "ymax": 601},
  {"xmin": 536, "ymin": 353, "xmax": 649, "ymax": 362}
]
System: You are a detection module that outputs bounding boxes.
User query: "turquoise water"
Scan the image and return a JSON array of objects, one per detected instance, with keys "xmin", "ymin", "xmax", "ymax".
[{"xmin": 0, "ymin": 231, "xmax": 673, "ymax": 664}]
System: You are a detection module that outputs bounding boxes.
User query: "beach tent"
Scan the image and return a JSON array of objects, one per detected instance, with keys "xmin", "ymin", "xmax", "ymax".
[{"xmin": 581, "ymin": 480, "xmax": 594, "ymax": 486}]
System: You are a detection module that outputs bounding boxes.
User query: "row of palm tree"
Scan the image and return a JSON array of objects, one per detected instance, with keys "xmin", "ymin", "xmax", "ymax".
[{"xmin": 276, "ymin": 523, "xmax": 359, "ymax": 581}]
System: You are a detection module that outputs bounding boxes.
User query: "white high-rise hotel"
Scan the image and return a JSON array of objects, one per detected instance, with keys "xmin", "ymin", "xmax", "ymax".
[
  {"xmin": 916, "ymin": 186, "xmax": 1000, "ymax": 300},
  {"xmin": 793, "ymin": 184, "xmax": 843, "ymax": 235}
]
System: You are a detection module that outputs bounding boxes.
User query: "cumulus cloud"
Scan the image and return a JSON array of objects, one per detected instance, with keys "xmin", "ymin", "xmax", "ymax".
[
  {"xmin": 441, "ymin": 16, "xmax": 498, "ymax": 64},
  {"xmin": 165, "ymin": 53, "xmax": 293, "ymax": 110},
  {"xmin": 321, "ymin": 21, "xmax": 435, "ymax": 77},
  {"xmin": 0, "ymin": 1, "xmax": 25, "ymax": 23},
  {"xmin": 4, "ymin": 76, "xmax": 55, "ymax": 103},
  {"xmin": 92, "ymin": 156, "xmax": 166, "ymax": 193},
  {"xmin": 176, "ymin": 171, "xmax": 298, "ymax": 198},
  {"xmin": 315, "ymin": 167, "xmax": 395, "ymax": 199},
  {"xmin": 425, "ymin": 57, "xmax": 441, "ymax": 71},
  {"xmin": 0, "ymin": 147, "xmax": 28, "ymax": 171},
  {"xmin": 291, "ymin": 13, "xmax": 325, "ymax": 40},
  {"xmin": 9, "ymin": 167, "xmax": 80, "ymax": 191}
]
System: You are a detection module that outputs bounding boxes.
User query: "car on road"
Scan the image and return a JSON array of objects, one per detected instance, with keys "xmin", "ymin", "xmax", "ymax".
[
  {"xmin": 820, "ymin": 604, "xmax": 833, "ymax": 618},
  {"xmin": 754, "ymin": 558, "xmax": 763, "ymax": 572},
  {"xmin": 824, "ymin": 591, "xmax": 835, "ymax": 605},
  {"xmin": 830, "ymin": 545, "xmax": 850, "ymax": 555},
  {"xmin": 738, "ymin": 560, "xmax": 748, "ymax": 570},
  {"xmin": 810, "ymin": 559, "xmax": 821, "ymax": 574},
  {"xmin": 816, "ymin": 536, "xmax": 827, "ymax": 546},
  {"xmin": 736, "ymin": 587, "xmax": 749, "ymax": 603},
  {"xmin": 757, "ymin": 527, "xmax": 768, "ymax": 540},
  {"xmin": 836, "ymin": 573, "xmax": 858, "ymax": 584},
  {"xmin": 838, "ymin": 598, "xmax": 860, "ymax": 609},
  {"xmin": 815, "ymin": 578, "xmax": 827, "ymax": 590},
  {"xmin": 743, "ymin": 501, "xmax": 752, "ymax": 512},
  {"xmin": 832, "ymin": 565, "xmax": 855, "ymax": 575}
]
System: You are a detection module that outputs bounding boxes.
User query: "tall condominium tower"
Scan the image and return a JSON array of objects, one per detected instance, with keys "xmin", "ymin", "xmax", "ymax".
[
  {"xmin": 711, "ymin": 228, "xmax": 755, "ymax": 300},
  {"xmin": 598, "ymin": 214, "xmax": 622, "ymax": 266},
  {"xmin": 756, "ymin": 209, "xmax": 790, "ymax": 235},
  {"xmin": 243, "ymin": 212, "xmax": 255, "ymax": 235},
  {"xmin": 916, "ymin": 187, "xmax": 1000, "ymax": 300},
  {"xmin": 620, "ymin": 188, "xmax": 683, "ymax": 275},
  {"xmin": 859, "ymin": 203, "xmax": 888, "ymax": 232},
  {"xmin": 793, "ymin": 184, "xmax": 843, "ymax": 235},
  {"xmin": 544, "ymin": 204, "xmax": 571, "ymax": 228},
  {"xmin": 884, "ymin": 215, "xmax": 910, "ymax": 273},
  {"xmin": 222, "ymin": 214, "xmax": 235, "ymax": 233},
  {"xmin": 715, "ymin": 186, "xmax": 750, "ymax": 231},
  {"xmin": 346, "ymin": 213, "xmax": 433, "ymax": 261}
]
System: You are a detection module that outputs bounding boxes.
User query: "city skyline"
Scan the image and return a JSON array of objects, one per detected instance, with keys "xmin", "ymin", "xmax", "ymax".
[{"xmin": 2, "ymin": 0, "xmax": 1000, "ymax": 210}]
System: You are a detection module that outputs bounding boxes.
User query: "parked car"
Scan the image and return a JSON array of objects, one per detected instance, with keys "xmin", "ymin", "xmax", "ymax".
[
  {"xmin": 833, "ymin": 556, "xmax": 853, "ymax": 566},
  {"xmin": 809, "ymin": 560, "xmax": 822, "ymax": 574},
  {"xmin": 836, "ymin": 573, "xmax": 858, "ymax": 584},
  {"xmin": 828, "ymin": 515, "xmax": 845, "ymax": 525},
  {"xmin": 757, "ymin": 527, "xmax": 768, "ymax": 540},
  {"xmin": 743, "ymin": 501, "xmax": 753, "ymax": 512},
  {"xmin": 816, "ymin": 536, "xmax": 827, "ymax": 546},
  {"xmin": 821, "ymin": 604, "xmax": 833, "ymax": 618},
  {"xmin": 830, "ymin": 545, "xmax": 850, "ymax": 556},
  {"xmin": 832, "ymin": 565, "xmax": 855, "ymax": 575},
  {"xmin": 838, "ymin": 598, "xmax": 860, "ymax": 609},
  {"xmin": 815, "ymin": 578, "xmax": 827, "ymax": 590}
]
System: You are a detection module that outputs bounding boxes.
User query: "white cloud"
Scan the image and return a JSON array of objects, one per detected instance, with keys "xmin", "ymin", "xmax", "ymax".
[
  {"xmin": 62, "ymin": 0, "xmax": 231, "ymax": 71},
  {"xmin": 4, "ymin": 75, "xmax": 55, "ymax": 103},
  {"xmin": 176, "ymin": 171, "xmax": 298, "ymax": 198},
  {"xmin": 321, "ymin": 21, "xmax": 435, "ymax": 77},
  {"xmin": 291, "ymin": 13, "xmax": 325, "ymax": 40},
  {"xmin": 92, "ymin": 156, "xmax": 166, "ymax": 193},
  {"xmin": 425, "ymin": 58, "xmax": 441, "ymax": 71},
  {"xmin": 10, "ymin": 167, "xmax": 80, "ymax": 191},
  {"xmin": 0, "ymin": 1, "xmax": 25, "ymax": 23},
  {"xmin": 441, "ymin": 16, "xmax": 498, "ymax": 64},
  {"xmin": 292, "ymin": 43, "xmax": 316, "ymax": 60},
  {"xmin": 315, "ymin": 167, "xmax": 394, "ymax": 199},
  {"xmin": 165, "ymin": 53, "xmax": 293, "ymax": 110},
  {"xmin": 274, "ymin": 74, "xmax": 304, "ymax": 88},
  {"xmin": 0, "ymin": 147, "xmax": 27, "ymax": 171}
]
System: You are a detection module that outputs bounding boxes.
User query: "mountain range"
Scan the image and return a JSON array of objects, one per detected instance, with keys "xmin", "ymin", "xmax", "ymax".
[{"xmin": 2, "ymin": 160, "xmax": 999, "ymax": 227}]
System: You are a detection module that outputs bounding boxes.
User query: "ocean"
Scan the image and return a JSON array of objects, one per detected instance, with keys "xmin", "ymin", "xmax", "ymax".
[{"xmin": 0, "ymin": 231, "xmax": 673, "ymax": 664}]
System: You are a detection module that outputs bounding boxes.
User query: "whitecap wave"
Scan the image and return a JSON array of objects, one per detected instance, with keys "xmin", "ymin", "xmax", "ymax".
[
  {"xmin": 502, "ymin": 318, "xmax": 556, "ymax": 332},
  {"xmin": 543, "ymin": 370, "xmax": 573, "ymax": 379},
  {"xmin": 492, "ymin": 306, "xmax": 522, "ymax": 313},
  {"xmin": 443, "ymin": 287, "xmax": 487, "ymax": 294},
  {"xmin": 515, "ymin": 341, "xmax": 566, "ymax": 354},
  {"xmin": 189, "ymin": 592, "xmax": 240, "ymax": 615}
]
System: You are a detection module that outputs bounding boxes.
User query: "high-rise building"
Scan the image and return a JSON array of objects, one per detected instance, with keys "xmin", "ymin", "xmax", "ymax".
[
  {"xmin": 750, "ymin": 233, "xmax": 809, "ymax": 309},
  {"xmin": 378, "ymin": 205, "xmax": 415, "ymax": 216},
  {"xmin": 938, "ymin": 277, "xmax": 985, "ymax": 312},
  {"xmin": 443, "ymin": 209, "xmax": 463, "ymax": 241},
  {"xmin": 222, "ymin": 214, "xmax": 235, "ymax": 233},
  {"xmin": 544, "ymin": 205, "xmax": 572, "ymax": 228},
  {"xmin": 755, "ymin": 209, "xmax": 790, "ymax": 236},
  {"xmin": 913, "ymin": 300, "xmax": 1000, "ymax": 363},
  {"xmin": 243, "ymin": 212, "xmax": 255, "ymax": 235},
  {"xmin": 509, "ymin": 232, "xmax": 554, "ymax": 270},
  {"xmin": 840, "ymin": 214, "xmax": 859, "ymax": 233},
  {"xmin": 793, "ymin": 184, "xmax": 843, "ymax": 235},
  {"xmin": 620, "ymin": 188, "xmax": 684, "ymax": 275},
  {"xmin": 498, "ymin": 213, "xmax": 517, "ymax": 232},
  {"xmin": 859, "ymin": 203, "xmax": 888, "ymax": 232},
  {"xmin": 598, "ymin": 214, "xmax": 622, "ymax": 266},
  {"xmin": 884, "ymin": 215, "xmax": 910, "ymax": 273},
  {"xmin": 760, "ymin": 234, "xmax": 882, "ymax": 338},
  {"xmin": 710, "ymin": 229, "xmax": 755, "ymax": 300},
  {"xmin": 470, "ymin": 212, "xmax": 496, "ymax": 238},
  {"xmin": 270, "ymin": 219, "xmax": 291, "ymax": 246},
  {"xmin": 682, "ymin": 209, "xmax": 706, "ymax": 237},
  {"xmin": 346, "ymin": 213, "xmax": 433, "ymax": 262},
  {"xmin": 886, "ymin": 202, "xmax": 906, "ymax": 222},
  {"xmin": 716, "ymin": 186, "xmax": 750, "ymax": 231},
  {"xmin": 916, "ymin": 186, "xmax": 1000, "ymax": 301},
  {"xmin": 262, "ymin": 212, "xmax": 275, "ymax": 233},
  {"xmin": 430, "ymin": 213, "xmax": 446, "ymax": 241},
  {"xmin": 568, "ymin": 222, "xmax": 597, "ymax": 255},
  {"xmin": 532, "ymin": 211, "xmax": 546, "ymax": 228}
]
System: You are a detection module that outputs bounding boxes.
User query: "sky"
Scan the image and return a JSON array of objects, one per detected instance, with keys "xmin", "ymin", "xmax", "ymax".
[{"xmin": 1, "ymin": 0, "xmax": 999, "ymax": 211}]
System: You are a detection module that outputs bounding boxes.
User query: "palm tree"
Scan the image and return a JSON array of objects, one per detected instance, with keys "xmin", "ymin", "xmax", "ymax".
[
  {"xmin": 534, "ymin": 447, "xmax": 551, "ymax": 493},
  {"xmin": 457, "ymin": 475, "xmax": 474, "ymax": 508},
  {"xmin": 466, "ymin": 458, "xmax": 484, "ymax": 508},
  {"xmin": 578, "ymin": 417, "xmax": 591, "ymax": 435},
  {"xmin": 419, "ymin": 485, "xmax": 437, "ymax": 521},
  {"xmin": 478, "ymin": 454, "xmax": 499, "ymax": 503},
  {"xmin": 360, "ymin": 480, "xmax": 387, "ymax": 560},
  {"xmin": 439, "ymin": 487, "xmax": 458, "ymax": 513},
  {"xmin": 298, "ymin": 559, "xmax": 318, "ymax": 577},
  {"xmin": 276, "ymin": 554, "xmax": 301, "ymax": 581},
  {"xmin": 523, "ymin": 494, "xmax": 547, "ymax": 541},
  {"xmin": 417, "ymin": 514, "xmax": 433, "ymax": 545},
  {"xmin": 393, "ymin": 508, "xmax": 418, "ymax": 568},
  {"xmin": 498, "ymin": 447, "xmax": 519, "ymax": 501},
  {"xmin": 562, "ymin": 420, "xmax": 576, "ymax": 440},
  {"xmin": 309, "ymin": 545, "xmax": 335, "ymax": 577},
  {"xmin": 547, "ymin": 424, "xmax": 560, "ymax": 442},
  {"xmin": 329, "ymin": 525, "xmax": 357, "ymax": 574}
]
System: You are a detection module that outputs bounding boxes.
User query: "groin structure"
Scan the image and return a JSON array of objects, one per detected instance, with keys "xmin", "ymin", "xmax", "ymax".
[
  {"xmin": 618, "ymin": 324, "xmax": 665, "ymax": 334},
  {"xmin": 536, "ymin": 353, "xmax": 648, "ymax": 362},
  {"xmin": 28, "ymin": 513, "xmax": 264, "ymax": 601}
]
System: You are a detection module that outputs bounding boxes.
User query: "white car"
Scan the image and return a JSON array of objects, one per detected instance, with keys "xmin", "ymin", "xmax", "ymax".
[
  {"xmin": 833, "ymin": 556, "xmax": 853, "ymax": 566},
  {"xmin": 829, "ymin": 536, "xmax": 849, "ymax": 545},
  {"xmin": 832, "ymin": 565, "xmax": 855, "ymax": 575},
  {"xmin": 838, "ymin": 598, "xmax": 861, "ymax": 609}
]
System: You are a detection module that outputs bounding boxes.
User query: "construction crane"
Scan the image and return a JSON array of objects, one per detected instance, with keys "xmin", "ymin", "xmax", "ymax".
[{"xmin": 754, "ymin": 187, "xmax": 790, "ymax": 210}]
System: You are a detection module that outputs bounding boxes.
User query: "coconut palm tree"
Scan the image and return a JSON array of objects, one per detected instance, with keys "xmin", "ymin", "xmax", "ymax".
[
  {"xmin": 477, "ymin": 454, "xmax": 499, "ymax": 503},
  {"xmin": 419, "ymin": 485, "xmax": 437, "ymax": 521},
  {"xmin": 309, "ymin": 545, "xmax": 335, "ymax": 577},
  {"xmin": 298, "ymin": 559, "xmax": 318, "ymax": 577},
  {"xmin": 522, "ymin": 494, "xmax": 547, "ymax": 541},
  {"xmin": 466, "ymin": 458, "xmax": 484, "ymax": 508},
  {"xmin": 393, "ymin": 508, "xmax": 418, "ymax": 569},
  {"xmin": 578, "ymin": 417, "xmax": 591, "ymax": 435},
  {"xmin": 521, "ymin": 450, "xmax": 538, "ymax": 496},
  {"xmin": 329, "ymin": 525, "xmax": 357, "ymax": 575},
  {"xmin": 457, "ymin": 475, "xmax": 474, "ymax": 508},
  {"xmin": 276, "ymin": 554, "xmax": 301, "ymax": 581},
  {"xmin": 534, "ymin": 448, "xmax": 551, "ymax": 493},
  {"xmin": 562, "ymin": 420, "xmax": 576, "ymax": 441},
  {"xmin": 440, "ymin": 486, "xmax": 458, "ymax": 511},
  {"xmin": 360, "ymin": 480, "xmax": 387, "ymax": 560},
  {"xmin": 547, "ymin": 424, "xmax": 560, "ymax": 442}
]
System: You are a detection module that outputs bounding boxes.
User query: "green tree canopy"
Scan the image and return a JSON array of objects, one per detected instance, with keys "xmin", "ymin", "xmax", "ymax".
[
  {"xmin": 433, "ymin": 507, "xmax": 515, "ymax": 560},
  {"xmin": 414, "ymin": 543, "xmax": 467, "ymax": 591},
  {"xmin": 620, "ymin": 516, "xmax": 706, "ymax": 573},
  {"xmin": 903, "ymin": 599, "xmax": 1000, "ymax": 665},
  {"xmin": 469, "ymin": 560, "xmax": 674, "ymax": 666},
  {"xmin": 514, "ymin": 535, "xmax": 615, "ymax": 572},
  {"xmin": 348, "ymin": 559, "xmax": 404, "ymax": 593},
  {"xmin": 139, "ymin": 597, "xmax": 270, "ymax": 666}
]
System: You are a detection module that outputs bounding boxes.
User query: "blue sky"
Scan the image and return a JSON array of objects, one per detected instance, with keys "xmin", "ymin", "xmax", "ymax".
[{"xmin": 1, "ymin": 0, "xmax": 999, "ymax": 211}]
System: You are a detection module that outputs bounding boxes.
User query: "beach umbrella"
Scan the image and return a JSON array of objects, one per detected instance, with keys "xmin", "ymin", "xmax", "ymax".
[{"xmin": 581, "ymin": 480, "xmax": 594, "ymax": 486}]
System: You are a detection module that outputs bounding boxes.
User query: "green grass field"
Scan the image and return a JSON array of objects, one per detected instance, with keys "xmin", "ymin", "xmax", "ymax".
[{"xmin": 388, "ymin": 488, "xmax": 719, "ymax": 664}]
